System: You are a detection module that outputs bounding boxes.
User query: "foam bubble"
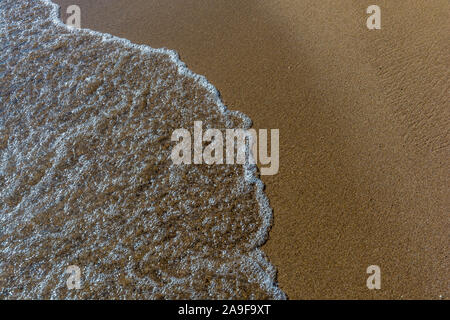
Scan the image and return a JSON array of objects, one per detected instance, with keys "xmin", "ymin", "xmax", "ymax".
[{"xmin": 0, "ymin": 0, "xmax": 285, "ymax": 299}]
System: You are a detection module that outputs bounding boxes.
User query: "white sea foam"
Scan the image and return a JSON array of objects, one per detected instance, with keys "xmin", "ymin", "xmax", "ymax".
[{"xmin": 0, "ymin": 0, "xmax": 285, "ymax": 299}]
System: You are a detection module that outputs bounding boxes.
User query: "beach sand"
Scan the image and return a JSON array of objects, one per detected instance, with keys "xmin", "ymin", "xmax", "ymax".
[
  {"xmin": 2, "ymin": 0, "xmax": 287, "ymax": 299},
  {"xmin": 52, "ymin": 0, "xmax": 449, "ymax": 299}
]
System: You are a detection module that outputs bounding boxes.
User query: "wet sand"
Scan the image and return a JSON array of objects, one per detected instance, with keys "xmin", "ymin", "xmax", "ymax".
[{"xmin": 53, "ymin": 0, "xmax": 449, "ymax": 299}]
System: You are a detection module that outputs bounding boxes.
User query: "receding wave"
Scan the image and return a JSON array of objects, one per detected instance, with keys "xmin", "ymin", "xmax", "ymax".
[{"xmin": 0, "ymin": 0, "xmax": 285, "ymax": 299}]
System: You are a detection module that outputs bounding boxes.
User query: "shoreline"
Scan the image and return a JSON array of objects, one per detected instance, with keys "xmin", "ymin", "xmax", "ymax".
[
  {"xmin": 1, "ymin": 0, "xmax": 286, "ymax": 299},
  {"xmin": 52, "ymin": 0, "xmax": 449, "ymax": 299}
]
